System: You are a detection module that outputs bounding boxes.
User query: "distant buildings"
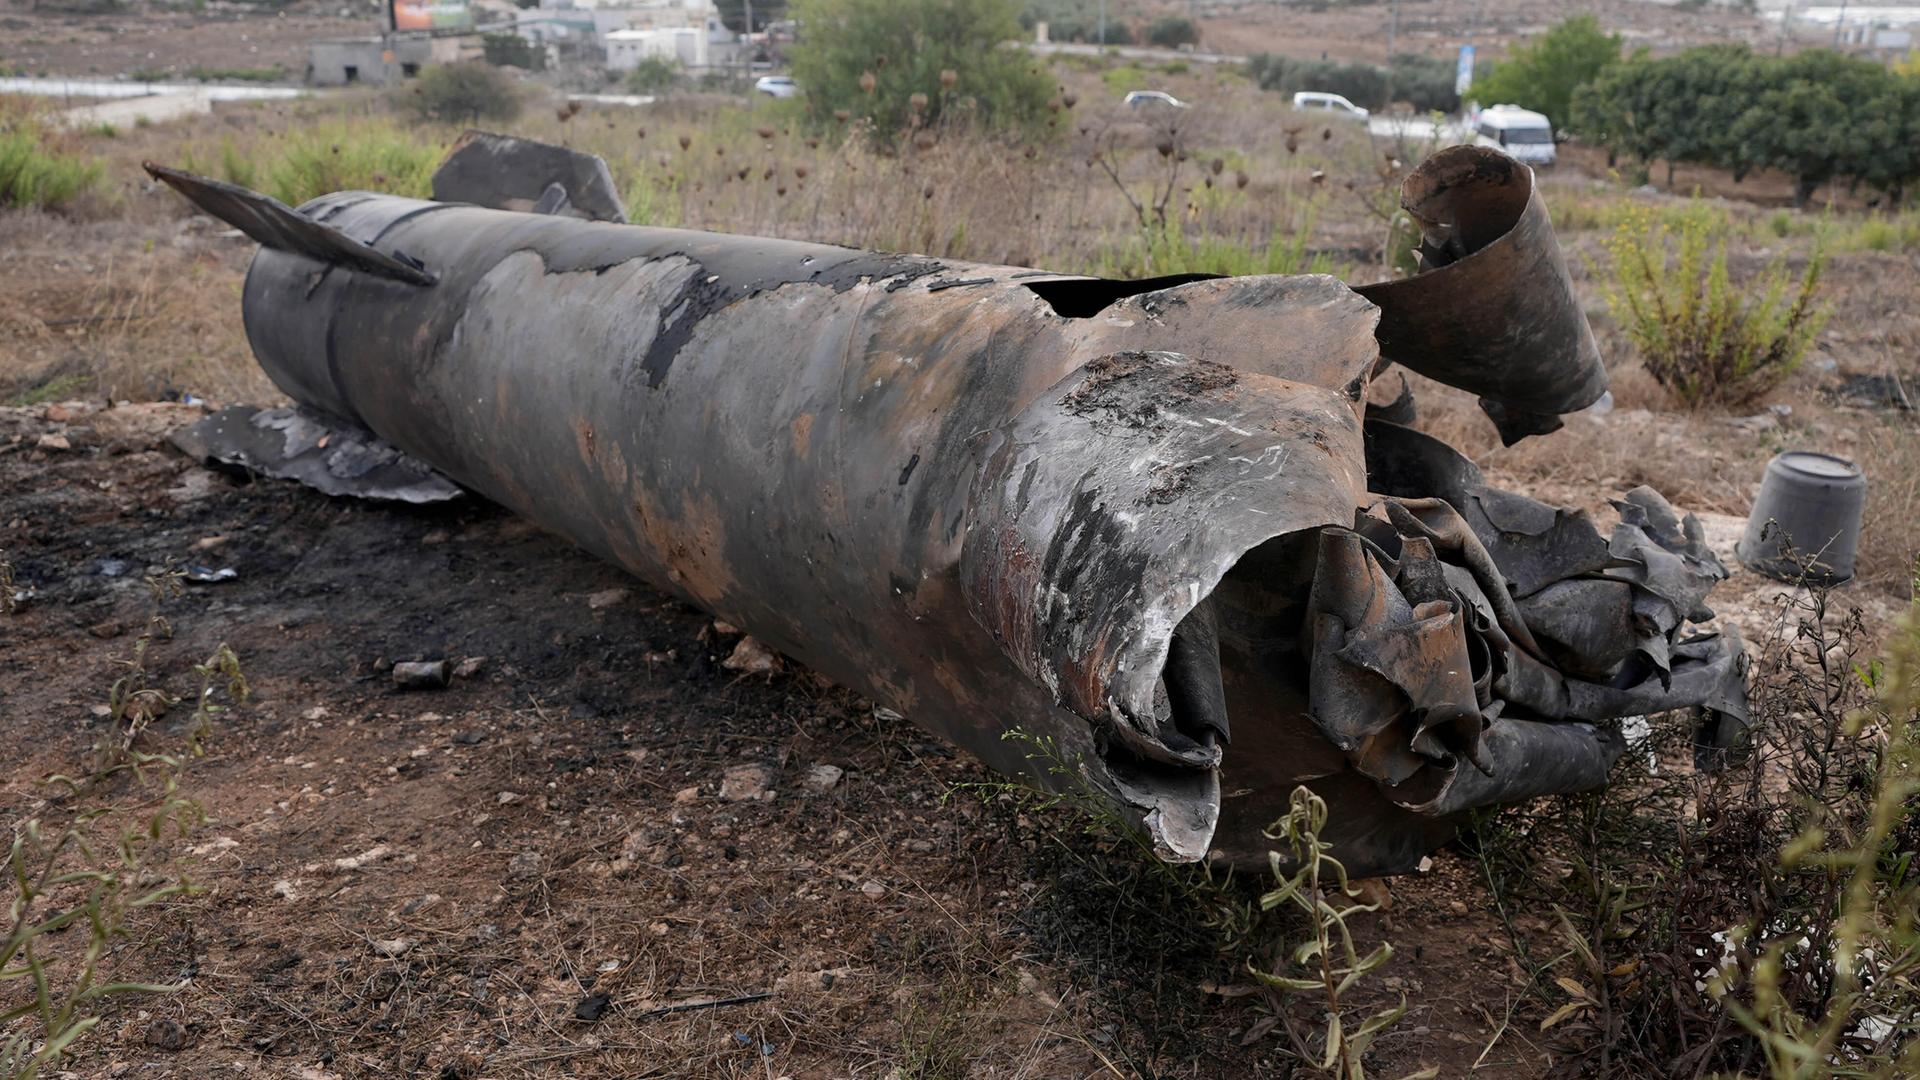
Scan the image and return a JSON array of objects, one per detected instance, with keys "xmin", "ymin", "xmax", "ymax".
[{"xmin": 305, "ymin": 0, "xmax": 738, "ymax": 87}]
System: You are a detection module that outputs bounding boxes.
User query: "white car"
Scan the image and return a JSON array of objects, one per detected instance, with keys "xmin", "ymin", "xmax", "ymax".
[
  {"xmin": 1124, "ymin": 90, "xmax": 1188, "ymax": 109},
  {"xmin": 753, "ymin": 75, "xmax": 799, "ymax": 99},
  {"xmin": 1471, "ymin": 104, "xmax": 1556, "ymax": 166},
  {"xmin": 1292, "ymin": 91, "xmax": 1369, "ymax": 121}
]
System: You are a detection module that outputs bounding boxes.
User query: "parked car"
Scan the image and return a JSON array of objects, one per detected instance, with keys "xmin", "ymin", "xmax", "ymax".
[
  {"xmin": 1291, "ymin": 91, "xmax": 1369, "ymax": 121},
  {"xmin": 1123, "ymin": 90, "xmax": 1188, "ymax": 109},
  {"xmin": 1470, "ymin": 104, "xmax": 1556, "ymax": 165},
  {"xmin": 753, "ymin": 75, "xmax": 799, "ymax": 99}
]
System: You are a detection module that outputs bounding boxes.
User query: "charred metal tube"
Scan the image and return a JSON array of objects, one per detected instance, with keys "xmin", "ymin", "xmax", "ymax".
[{"xmin": 149, "ymin": 143, "xmax": 1745, "ymax": 876}]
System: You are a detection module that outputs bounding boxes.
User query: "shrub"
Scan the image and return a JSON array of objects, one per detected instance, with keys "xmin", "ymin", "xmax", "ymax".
[
  {"xmin": 398, "ymin": 62, "xmax": 522, "ymax": 126},
  {"xmin": 1603, "ymin": 205, "xmax": 1828, "ymax": 408},
  {"xmin": 1248, "ymin": 53, "xmax": 1387, "ymax": 109},
  {"xmin": 1387, "ymin": 52, "xmax": 1459, "ymax": 113},
  {"xmin": 1144, "ymin": 15, "xmax": 1197, "ymax": 48},
  {"xmin": 481, "ymin": 32, "xmax": 545, "ymax": 71},
  {"xmin": 1018, "ymin": 0, "xmax": 1134, "ymax": 45},
  {"xmin": 788, "ymin": 0, "xmax": 1055, "ymax": 137},
  {"xmin": 260, "ymin": 121, "xmax": 445, "ymax": 206},
  {"xmin": 1248, "ymin": 52, "xmax": 1455, "ymax": 112},
  {"xmin": 626, "ymin": 56, "xmax": 679, "ymax": 93},
  {"xmin": 0, "ymin": 129, "xmax": 103, "ymax": 213},
  {"xmin": 1473, "ymin": 15, "xmax": 1620, "ymax": 128}
]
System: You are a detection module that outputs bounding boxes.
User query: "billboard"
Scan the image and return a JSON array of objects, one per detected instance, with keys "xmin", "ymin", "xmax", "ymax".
[{"xmin": 392, "ymin": 0, "xmax": 472, "ymax": 32}]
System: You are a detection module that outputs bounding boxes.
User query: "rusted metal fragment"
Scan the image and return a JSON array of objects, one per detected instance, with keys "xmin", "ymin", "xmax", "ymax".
[
  {"xmin": 171, "ymin": 406, "xmax": 463, "ymax": 503},
  {"xmin": 1354, "ymin": 147, "xmax": 1606, "ymax": 444},
  {"xmin": 146, "ymin": 141, "xmax": 1748, "ymax": 878},
  {"xmin": 431, "ymin": 129, "xmax": 627, "ymax": 223}
]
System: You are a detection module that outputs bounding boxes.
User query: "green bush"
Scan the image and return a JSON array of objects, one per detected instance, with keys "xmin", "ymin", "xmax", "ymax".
[
  {"xmin": 481, "ymin": 32, "xmax": 545, "ymax": 71},
  {"xmin": 1143, "ymin": 15, "xmax": 1197, "ymax": 48},
  {"xmin": 1248, "ymin": 52, "xmax": 1457, "ymax": 112},
  {"xmin": 1603, "ymin": 205, "xmax": 1828, "ymax": 408},
  {"xmin": 0, "ymin": 129, "xmax": 103, "ymax": 213},
  {"xmin": 626, "ymin": 56, "xmax": 679, "ymax": 93},
  {"xmin": 398, "ymin": 62, "xmax": 522, "ymax": 126},
  {"xmin": 789, "ymin": 0, "xmax": 1055, "ymax": 137},
  {"xmin": 1472, "ymin": 14, "xmax": 1620, "ymax": 128},
  {"xmin": 1249, "ymin": 53, "xmax": 1386, "ymax": 108},
  {"xmin": 260, "ymin": 121, "xmax": 445, "ymax": 206},
  {"xmin": 1018, "ymin": 0, "xmax": 1133, "ymax": 45}
]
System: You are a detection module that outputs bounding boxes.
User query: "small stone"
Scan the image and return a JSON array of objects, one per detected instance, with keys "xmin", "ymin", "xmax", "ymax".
[
  {"xmin": 802, "ymin": 764, "xmax": 844, "ymax": 792},
  {"xmin": 507, "ymin": 851, "xmax": 543, "ymax": 880},
  {"xmin": 36, "ymin": 433, "xmax": 72, "ymax": 451},
  {"xmin": 711, "ymin": 619, "xmax": 741, "ymax": 635},
  {"xmin": 392, "ymin": 660, "xmax": 450, "ymax": 690},
  {"xmin": 271, "ymin": 880, "xmax": 297, "ymax": 900},
  {"xmin": 497, "ymin": 791, "xmax": 522, "ymax": 805},
  {"xmin": 587, "ymin": 587, "xmax": 630, "ymax": 610},
  {"xmin": 144, "ymin": 1017, "xmax": 188, "ymax": 1051},
  {"xmin": 860, "ymin": 880, "xmax": 886, "ymax": 900},
  {"xmin": 303, "ymin": 706, "xmax": 330, "ymax": 721},
  {"xmin": 453, "ymin": 731, "xmax": 485, "ymax": 745},
  {"xmin": 1345, "ymin": 878, "xmax": 1392, "ymax": 911},
  {"xmin": 88, "ymin": 620, "xmax": 126, "ymax": 639},
  {"xmin": 191, "ymin": 535, "xmax": 228, "ymax": 551},
  {"xmin": 453, "ymin": 655, "xmax": 487, "ymax": 679},
  {"xmin": 905, "ymin": 839, "xmax": 934, "ymax": 853},
  {"xmin": 722, "ymin": 636, "xmax": 780, "ymax": 674},
  {"xmin": 421, "ymin": 529, "xmax": 451, "ymax": 545},
  {"xmin": 573, "ymin": 992, "xmax": 612, "ymax": 1021},
  {"xmin": 673, "ymin": 785, "xmax": 699, "ymax": 804},
  {"xmin": 333, "ymin": 844, "xmax": 392, "ymax": 871},
  {"xmin": 371, "ymin": 938, "xmax": 413, "ymax": 958},
  {"xmin": 719, "ymin": 763, "xmax": 773, "ymax": 802},
  {"xmin": 44, "ymin": 403, "xmax": 74, "ymax": 423},
  {"xmin": 1448, "ymin": 900, "xmax": 1470, "ymax": 917}
]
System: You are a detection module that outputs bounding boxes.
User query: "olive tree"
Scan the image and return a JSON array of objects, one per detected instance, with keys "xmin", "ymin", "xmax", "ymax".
[{"xmin": 789, "ymin": 0, "xmax": 1056, "ymax": 136}]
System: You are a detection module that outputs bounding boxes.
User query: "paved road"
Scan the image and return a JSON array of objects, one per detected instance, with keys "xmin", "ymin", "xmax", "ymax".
[
  {"xmin": 2, "ymin": 76, "xmax": 305, "ymax": 129},
  {"xmin": 1024, "ymin": 41, "xmax": 1247, "ymax": 65},
  {"xmin": 1366, "ymin": 115, "xmax": 1472, "ymax": 144}
]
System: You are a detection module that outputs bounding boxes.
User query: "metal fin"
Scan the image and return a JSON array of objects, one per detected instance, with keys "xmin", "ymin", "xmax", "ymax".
[
  {"xmin": 430, "ymin": 130, "xmax": 626, "ymax": 223},
  {"xmin": 143, "ymin": 162, "xmax": 438, "ymax": 286}
]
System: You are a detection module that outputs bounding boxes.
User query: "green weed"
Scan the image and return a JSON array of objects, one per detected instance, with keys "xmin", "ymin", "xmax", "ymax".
[
  {"xmin": 0, "ymin": 130, "xmax": 103, "ymax": 213},
  {"xmin": 1603, "ymin": 203, "xmax": 1828, "ymax": 408}
]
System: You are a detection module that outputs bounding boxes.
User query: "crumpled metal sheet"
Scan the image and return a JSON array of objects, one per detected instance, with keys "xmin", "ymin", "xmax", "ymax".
[
  {"xmin": 170, "ymin": 405, "xmax": 463, "ymax": 504},
  {"xmin": 146, "ymin": 140, "xmax": 1748, "ymax": 877},
  {"xmin": 1354, "ymin": 147, "xmax": 1607, "ymax": 444}
]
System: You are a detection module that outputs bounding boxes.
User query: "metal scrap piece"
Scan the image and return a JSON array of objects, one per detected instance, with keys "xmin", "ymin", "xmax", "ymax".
[
  {"xmin": 171, "ymin": 405, "xmax": 463, "ymax": 504},
  {"xmin": 431, "ymin": 129, "xmax": 627, "ymax": 223}
]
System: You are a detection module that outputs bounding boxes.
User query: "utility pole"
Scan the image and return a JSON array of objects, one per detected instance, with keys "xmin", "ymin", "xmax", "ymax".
[
  {"xmin": 1832, "ymin": 0, "xmax": 1847, "ymax": 47},
  {"xmin": 1098, "ymin": 0, "xmax": 1106, "ymax": 46}
]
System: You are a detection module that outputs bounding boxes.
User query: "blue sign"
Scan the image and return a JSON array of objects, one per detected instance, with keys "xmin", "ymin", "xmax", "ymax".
[{"xmin": 1456, "ymin": 44, "xmax": 1475, "ymax": 96}]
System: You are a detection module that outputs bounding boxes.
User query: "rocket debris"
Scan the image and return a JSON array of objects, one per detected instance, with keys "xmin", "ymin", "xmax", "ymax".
[{"xmin": 150, "ymin": 138, "xmax": 1746, "ymax": 876}]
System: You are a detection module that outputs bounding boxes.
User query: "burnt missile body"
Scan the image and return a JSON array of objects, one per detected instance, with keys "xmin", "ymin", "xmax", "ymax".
[{"xmin": 152, "ymin": 143, "xmax": 1746, "ymax": 875}]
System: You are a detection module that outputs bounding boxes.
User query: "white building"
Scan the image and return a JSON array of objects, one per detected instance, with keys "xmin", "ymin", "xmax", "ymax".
[{"xmin": 606, "ymin": 26, "xmax": 710, "ymax": 69}]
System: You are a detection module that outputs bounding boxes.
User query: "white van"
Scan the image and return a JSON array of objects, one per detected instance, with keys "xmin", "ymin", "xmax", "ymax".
[
  {"xmin": 1292, "ymin": 91, "xmax": 1369, "ymax": 121},
  {"xmin": 1471, "ymin": 104, "xmax": 1556, "ymax": 166}
]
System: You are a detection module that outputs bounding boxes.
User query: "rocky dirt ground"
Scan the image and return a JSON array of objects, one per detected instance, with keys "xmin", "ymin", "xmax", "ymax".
[
  {"xmin": 2, "ymin": 377, "xmax": 1905, "ymax": 1078},
  {"xmin": 3, "ymin": 400, "xmax": 1588, "ymax": 1079}
]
